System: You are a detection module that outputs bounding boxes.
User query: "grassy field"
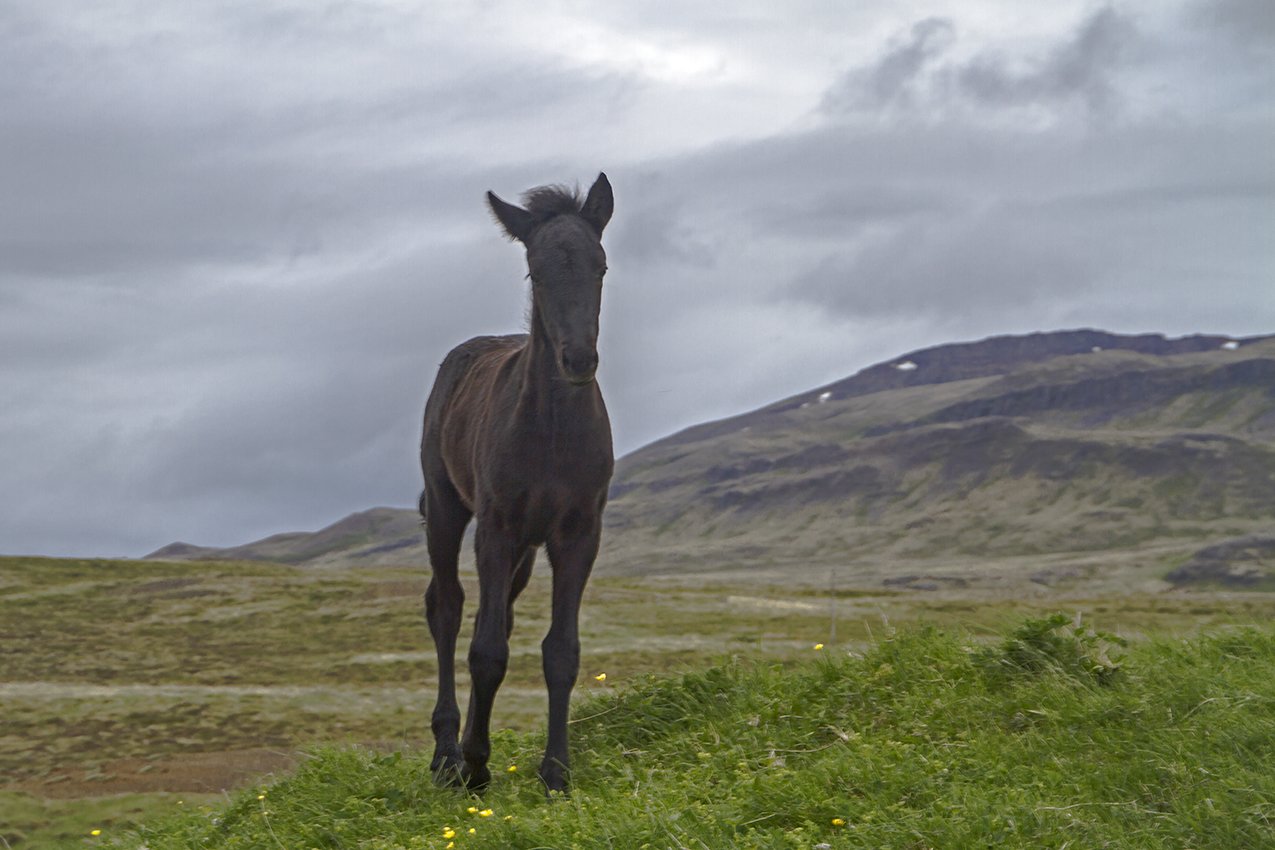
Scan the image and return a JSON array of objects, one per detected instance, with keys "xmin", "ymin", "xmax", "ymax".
[
  {"xmin": 3, "ymin": 555, "xmax": 1275, "ymax": 847},
  {"xmin": 113, "ymin": 619, "xmax": 1275, "ymax": 849}
]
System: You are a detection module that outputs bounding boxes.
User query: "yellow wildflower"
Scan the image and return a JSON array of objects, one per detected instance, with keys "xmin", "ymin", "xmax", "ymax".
[
  {"xmin": 594, "ymin": 672, "xmax": 607, "ymax": 681},
  {"xmin": 479, "ymin": 809, "xmax": 493, "ymax": 817},
  {"xmin": 831, "ymin": 817, "xmax": 846, "ymax": 826},
  {"xmin": 814, "ymin": 643, "xmax": 824, "ymax": 651},
  {"xmin": 507, "ymin": 764, "xmax": 517, "ymax": 772},
  {"xmin": 90, "ymin": 829, "xmax": 102, "ymax": 837},
  {"xmin": 468, "ymin": 827, "xmax": 477, "ymax": 835},
  {"xmin": 467, "ymin": 806, "xmax": 478, "ymax": 814},
  {"xmin": 442, "ymin": 828, "xmax": 456, "ymax": 839},
  {"xmin": 446, "ymin": 844, "xmax": 454, "ymax": 850}
]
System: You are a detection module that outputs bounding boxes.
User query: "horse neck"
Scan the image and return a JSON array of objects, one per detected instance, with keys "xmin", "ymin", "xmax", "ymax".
[{"xmin": 518, "ymin": 300, "xmax": 598, "ymax": 427}]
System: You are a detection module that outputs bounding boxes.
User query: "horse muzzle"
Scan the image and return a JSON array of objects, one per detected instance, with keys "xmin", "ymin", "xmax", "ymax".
[{"xmin": 560, "ymin": 346, "xmax": 599, "ymax": 385}]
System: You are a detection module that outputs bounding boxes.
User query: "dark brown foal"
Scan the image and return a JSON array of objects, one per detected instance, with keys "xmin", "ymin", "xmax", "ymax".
[{"xmin": 420, "ymin": 173, "xmax": 614, "ymax": 794}]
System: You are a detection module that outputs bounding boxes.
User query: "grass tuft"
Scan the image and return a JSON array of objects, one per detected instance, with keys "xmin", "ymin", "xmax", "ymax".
[{"xmin": 972, "ymin": 612, "xmax": 1127, "ymax": 685}]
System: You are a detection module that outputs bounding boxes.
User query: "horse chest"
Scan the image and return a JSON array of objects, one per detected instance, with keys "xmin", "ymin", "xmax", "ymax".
[
  {"xmin": 475, "ymin": 433, "xmax": 610, "ymax": 538},
  {"xmin": 511, "ymin": 438, "xmax": 608, "ymax": 489}
]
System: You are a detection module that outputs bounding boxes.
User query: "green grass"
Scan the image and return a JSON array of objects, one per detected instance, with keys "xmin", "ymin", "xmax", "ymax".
[
  {"xmin": 106, "ymin": 619, "xmax": 1275, "ymax": 850},
  {"xmin": 0, "ymin": 792, "xmax": 217, "ymax": 849}
]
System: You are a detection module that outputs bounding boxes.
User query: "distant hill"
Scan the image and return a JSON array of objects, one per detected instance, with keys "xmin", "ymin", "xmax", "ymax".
[
  {"xmin": 147, "ymin": 507, "xmax": 424, "ymax": 568},
  {"xmin": 146, "ymin": 329, "xmax": 1275, "ymax": 591}
]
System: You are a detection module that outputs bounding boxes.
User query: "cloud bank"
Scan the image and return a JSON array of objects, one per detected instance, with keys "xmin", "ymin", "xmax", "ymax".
[{"xmin": 2, "ymin": 1, "xmax": 1271, "ymax": 555}]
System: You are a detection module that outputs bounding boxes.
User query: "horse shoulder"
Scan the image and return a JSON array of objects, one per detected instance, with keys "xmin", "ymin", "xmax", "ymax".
[{"xmin": 425, "ymin": 336, "xmax": 527, "ymax": 503}]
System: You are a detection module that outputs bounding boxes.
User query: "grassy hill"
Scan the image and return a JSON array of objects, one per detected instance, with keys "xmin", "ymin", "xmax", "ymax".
[
  {"xmin": 108, "ymin": 619, "xmax": 1275, "ymax": 850},
  {"xmin": 143, "ymin": 330, "xmax": 1275, "ymax": 593},
  {"xmin": 601, "ymin": 331, "xmax": 1275, "ymax": 588},
  {"xmin": 146, "ymin": 507, "xmax": 423, "ymax": 567}
]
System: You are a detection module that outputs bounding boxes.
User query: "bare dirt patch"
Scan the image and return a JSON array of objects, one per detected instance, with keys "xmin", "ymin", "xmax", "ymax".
[{"xmin": 11, "ymin": 748, "xmax": 298, "ymax": 798}]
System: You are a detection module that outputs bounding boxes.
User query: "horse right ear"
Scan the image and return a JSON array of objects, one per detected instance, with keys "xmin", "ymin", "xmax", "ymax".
[
  {"xmin": 580, "ymin": 172, "xmax": 613, "ymax": 236},
  {"xmin": 487, "ymin": 191, "xmax": 536, "ymax": 243}
]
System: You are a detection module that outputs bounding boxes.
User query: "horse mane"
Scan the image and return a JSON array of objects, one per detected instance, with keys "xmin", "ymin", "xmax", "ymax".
[{"xmin": 520, "ymin": 184, "xmax": 583, "ymax": 224}]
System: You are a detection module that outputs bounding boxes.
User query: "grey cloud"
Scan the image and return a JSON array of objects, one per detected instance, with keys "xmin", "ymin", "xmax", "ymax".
[
  {"xmin": 791, "ymin": 209, "xmax": 1100, "ymax": 321},
  {"xmin": 745, "ymin": 186, "xmax": 955, "ymax": 241},
  {"xmin": 2, "ymin": 2, "xmax": 1271, "ymax": 557},
  {"xmin": 957, "ymin": 8, "xmax": 1136, "ymax": 115},
  {"xmin": 605, "ymin": 86, "xmax": 1271, "ymax": 334},
  {"xmin": 608, "ymin": 192, "xmax": 717, "ymax": 270},
  {"xmin": 822, "ymin": 8, "xmax": 1138, "ymax": 120},
  {"xmin": 1190, "ymin": 0, "xmax": 1275, "ymax": 46},
  {"xmin": 770, "ymin": 112, "xmax": 1273, "ymax": 322},
  {"xmin": 821, "ymin": 18, "xmax": 955, "ymax": 113},
  {"xmin": 0, "ymin": 4, "xmax": 627, "ymax": 284},
  {"xmin": 0, "ymin": 233, "xmax": 527, "ymax": 555}
]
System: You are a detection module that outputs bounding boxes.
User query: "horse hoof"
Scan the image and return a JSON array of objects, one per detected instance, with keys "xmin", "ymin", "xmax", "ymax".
[
  {"xmin": 461, "ymin": 763, "xmax": 492, "ymax": 792},
  {"xmin": 538, "ymin": 762, "xmax": 570, "ymax": 797},
  {"xmin": 431, "ymin": 752, "xmax": 465, "ymax": 787}
]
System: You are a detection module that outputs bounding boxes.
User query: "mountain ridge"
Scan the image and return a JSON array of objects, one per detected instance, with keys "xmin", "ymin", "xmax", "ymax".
[
  {"xmin": 643, "ymin": 329, "xmax": 1265, "ymax": 452},
  {"xmin": 144, "ymin": 329, "xmax": 1275, "ymax": 590}
]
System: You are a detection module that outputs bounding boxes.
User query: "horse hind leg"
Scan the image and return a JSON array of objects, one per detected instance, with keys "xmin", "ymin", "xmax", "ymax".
[{"xmin": 422, "ymin": 481, "xmax": 471, "ymax": 785}]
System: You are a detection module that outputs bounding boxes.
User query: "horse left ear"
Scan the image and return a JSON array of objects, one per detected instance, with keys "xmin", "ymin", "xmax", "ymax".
[
  {"xmin": 580, "ymin": 172, "xmax": 613, "ymax": 236},
  {"xmin": 488, "ymin": 191, "xmax": 536, "ymax": 243}
]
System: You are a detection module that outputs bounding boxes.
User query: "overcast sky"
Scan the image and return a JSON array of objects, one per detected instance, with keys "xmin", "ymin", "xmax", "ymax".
[{"xmin": 2, "ymin": 0, "xmax": 1272, "ymax": 557}]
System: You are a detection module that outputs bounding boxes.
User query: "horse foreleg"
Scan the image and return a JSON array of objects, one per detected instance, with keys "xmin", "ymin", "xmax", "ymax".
[
  {"xmin": 423, "ymin": 485, "xmax": 470, "ymax": 785},
  {"xmin": 540, "ymin": 521, "xmax": 601, "ymax": 794},
  {"xmin": 459, "ymin": 526, "xmax": 519, "ymax": 791}
]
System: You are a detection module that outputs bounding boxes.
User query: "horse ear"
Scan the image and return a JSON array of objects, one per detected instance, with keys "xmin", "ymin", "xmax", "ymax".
[
  {"xmin": 487, "ymin": 191, "xmax": 535, "ymax": 242},
  {"xmin": 580, "ymin": 172, "xmax": 613, "ymax": 236}
]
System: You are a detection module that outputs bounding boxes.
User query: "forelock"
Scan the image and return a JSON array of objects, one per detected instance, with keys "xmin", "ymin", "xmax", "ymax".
[{"xmin": 520, "ymin": 184, "xmax": 584, "ymax": 224}]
